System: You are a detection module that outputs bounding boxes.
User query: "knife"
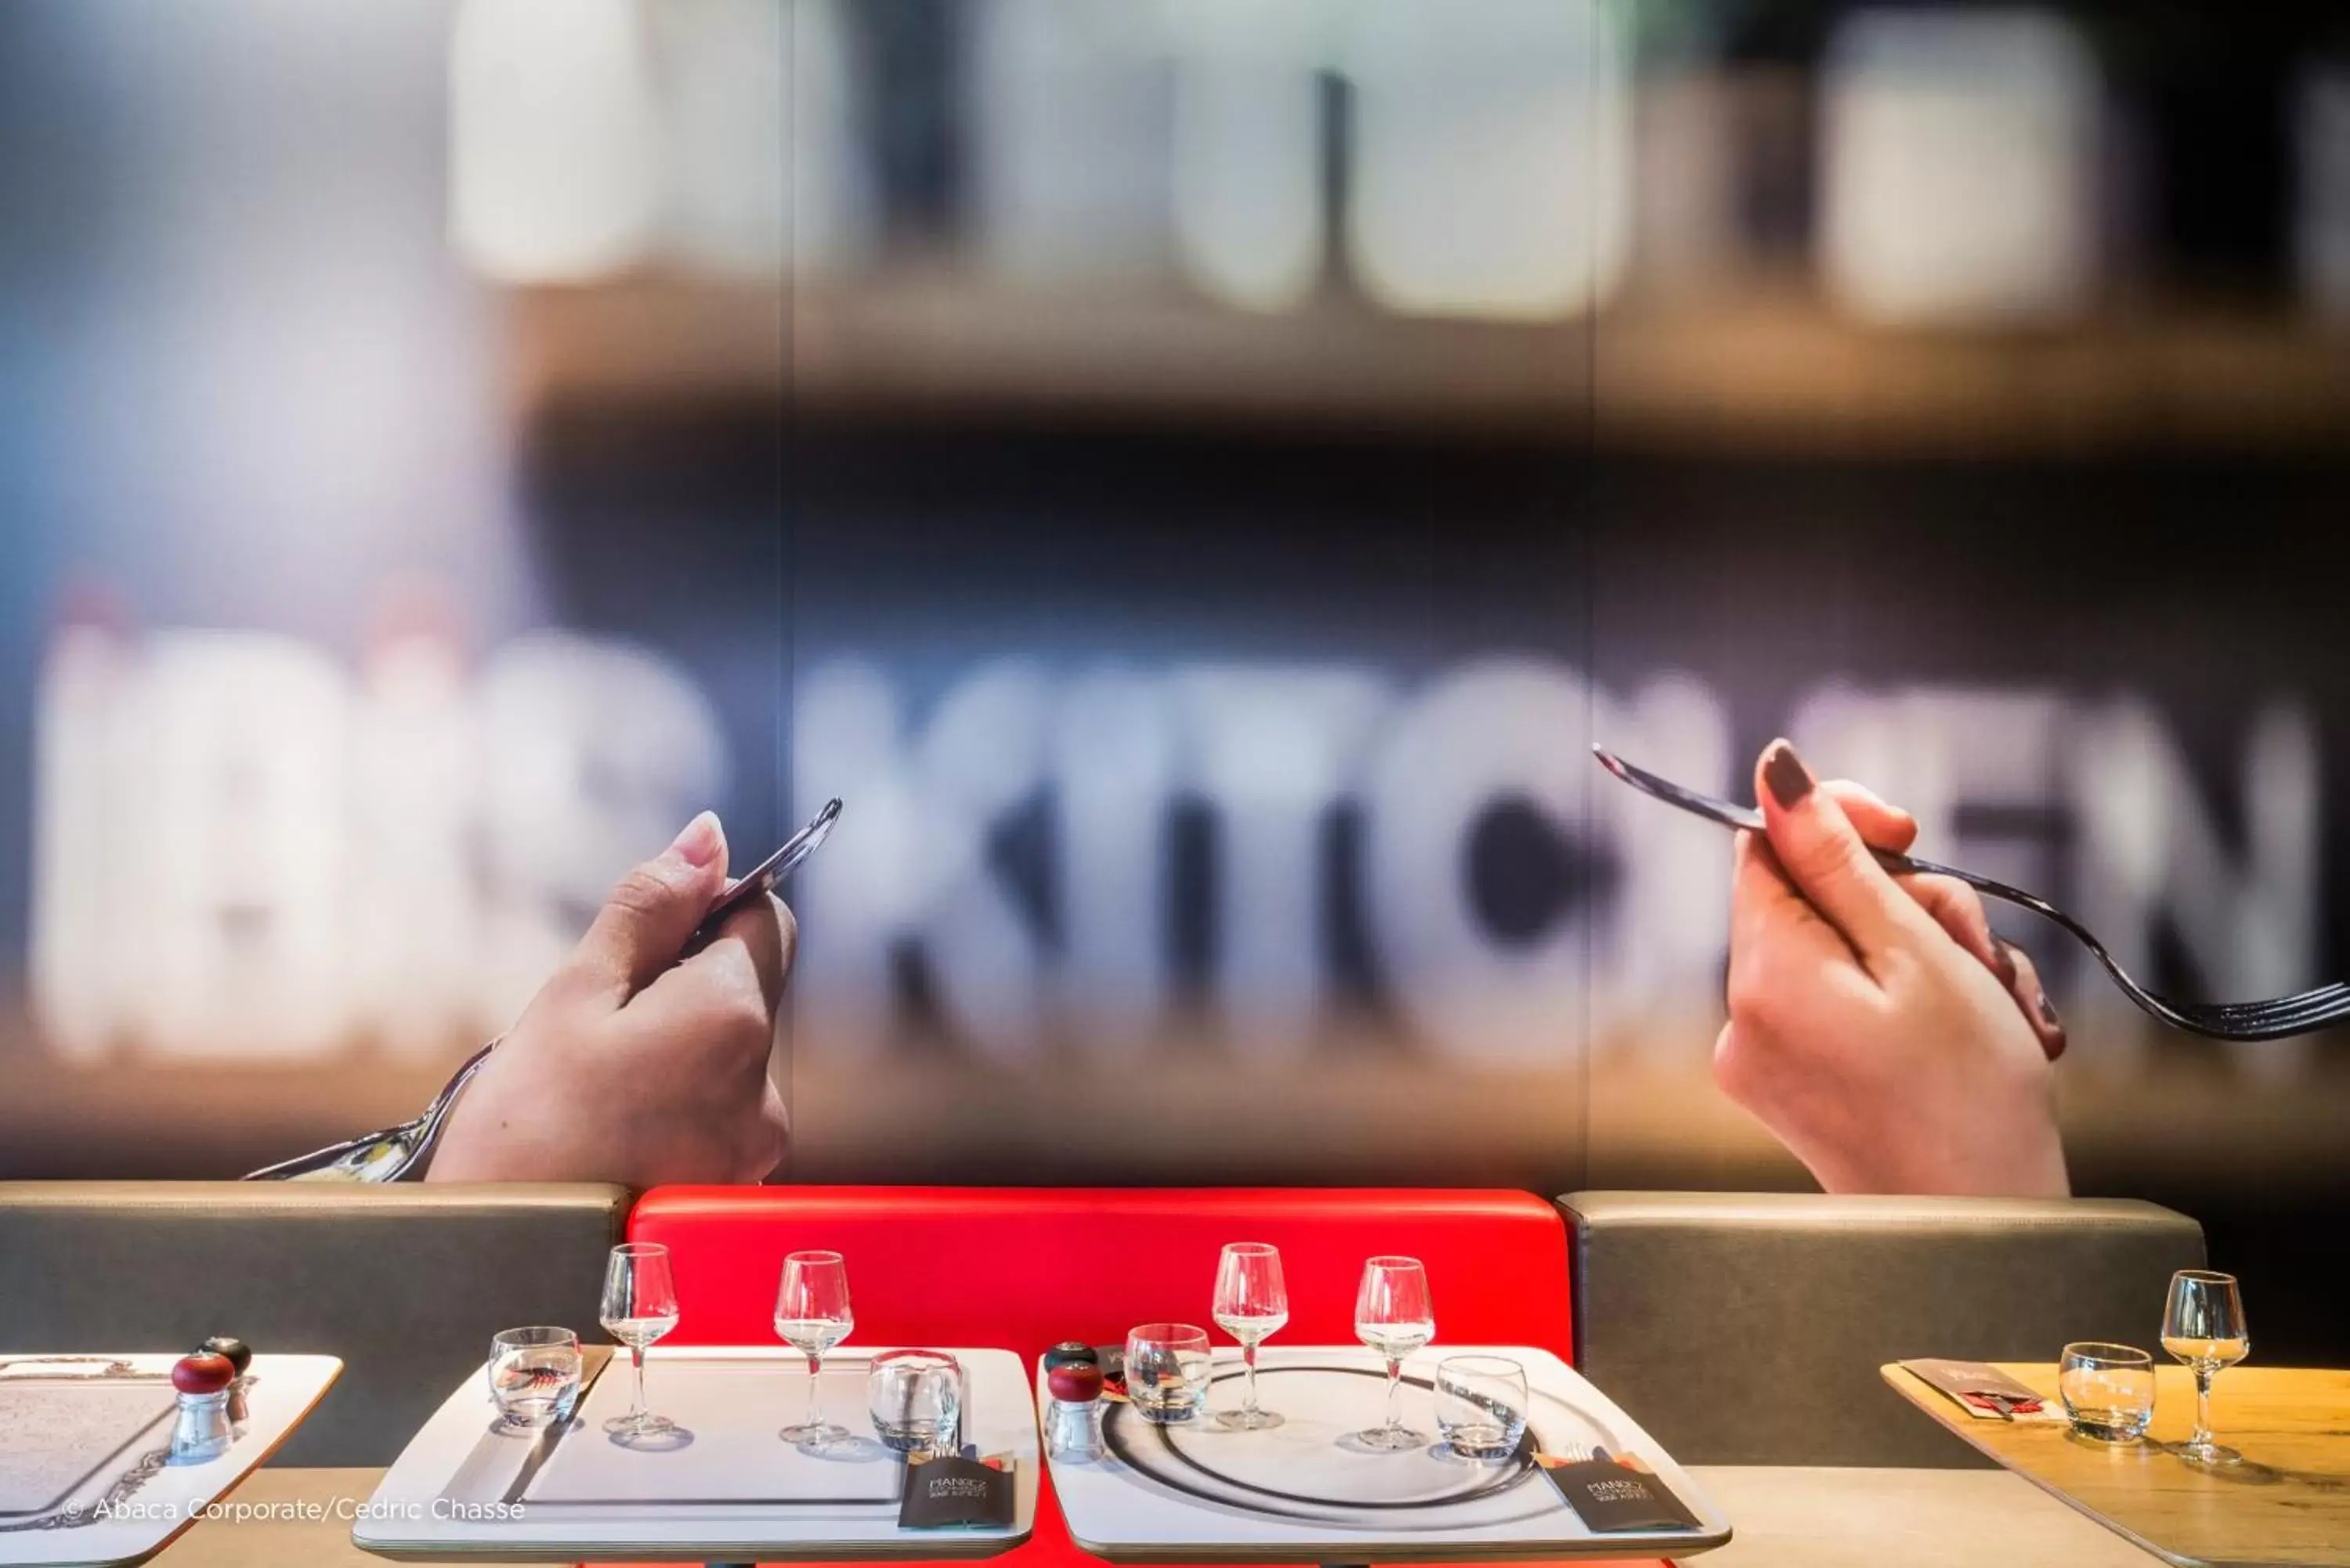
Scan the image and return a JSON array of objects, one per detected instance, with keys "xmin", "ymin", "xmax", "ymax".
[{"xmin": 500, "ymin": 1346, "xmax": 615, "ymax": 1505}]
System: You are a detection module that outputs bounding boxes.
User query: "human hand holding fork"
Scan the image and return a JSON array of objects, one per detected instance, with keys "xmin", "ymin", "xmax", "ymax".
[
  {"xmin": 1654, "ymin": 739, "xmax": 2073, "ymax": 1198},
  {"xmin": 1599, "ymin": 729, "xmax": 2348, "ymax": 1198}
]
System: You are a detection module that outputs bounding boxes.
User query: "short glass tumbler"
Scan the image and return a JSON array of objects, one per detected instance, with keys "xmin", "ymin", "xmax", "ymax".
[
  {"xmin": 868, "ymin": 1349, "xmax": 963, "ymax": 1457},
  {"xmin": 1126, "ymin": 1324, "xmax": 1212, "ymax": 1425},
  {"xmin": 487, "ymin": 1327, "xmax": 583, "ymax": 1433},
  {"xmin": 1436, "ymin": 1355, "xmax": 1529, "ymax": 1460},
  {"xmin": 2059, "ymin": 1342, "xmax": 2156, "ymax": 1443}
]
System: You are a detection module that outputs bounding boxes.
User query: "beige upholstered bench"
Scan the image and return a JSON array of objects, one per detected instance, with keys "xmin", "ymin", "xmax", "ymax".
[
  {"xmin": 0, "ymin": 1180, "xmax": 630, "ymax": 1465},
  {"xmin": 1558, "ymin": 1190, "xmax": 2207, "ymax": 1467}
]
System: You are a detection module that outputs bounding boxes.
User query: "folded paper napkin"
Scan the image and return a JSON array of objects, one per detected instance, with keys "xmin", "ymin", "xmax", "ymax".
[
  {"xmin": 898, "ymin": 1453, "xmax": 1017, "ymax": 1530},
  {"xmin": 1535, "ymin": 1451, "xmax": 1701, "ymax": 1532}
]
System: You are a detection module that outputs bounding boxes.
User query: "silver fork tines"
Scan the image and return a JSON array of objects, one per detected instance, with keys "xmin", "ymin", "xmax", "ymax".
[{"xmin": 1594, "ymin": 746, "xmax": 2350, "ymax": 1042}]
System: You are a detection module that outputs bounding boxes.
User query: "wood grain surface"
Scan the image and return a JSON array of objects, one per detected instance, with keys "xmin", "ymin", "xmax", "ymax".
[{"xmin": 1882, "ymin": 1363, "xmax": 2350, "ymax": 1568}]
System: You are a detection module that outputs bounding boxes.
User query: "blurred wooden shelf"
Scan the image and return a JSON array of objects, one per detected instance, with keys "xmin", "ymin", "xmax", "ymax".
[{"xmin": 508, "ymin": 275, "xmax": 2350, "ymax": 457}]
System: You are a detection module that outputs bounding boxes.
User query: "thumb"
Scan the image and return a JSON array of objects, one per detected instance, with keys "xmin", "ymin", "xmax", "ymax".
[
  {"xmin": 566, "ymin": 812, "xmax": 730, "ymax": 1003},
  {"xmin": 1757, "ymin": 739, "xmax": 1934, "ymax": 959}
]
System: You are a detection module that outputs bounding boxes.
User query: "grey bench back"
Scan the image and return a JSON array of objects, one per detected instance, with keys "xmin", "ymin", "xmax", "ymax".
[
  {"xmin": 0, "ymin": 1181, "xmax": 630, "ymax": 1466},
  {"xmin": 1559, "ymin": 1190, "xmax": 2206, "ymax": 1468}
]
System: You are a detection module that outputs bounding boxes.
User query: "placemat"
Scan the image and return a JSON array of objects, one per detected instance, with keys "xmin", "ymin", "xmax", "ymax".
[
  {"xmin": 518, "ymin": 1359, "xmax": 903, "ymax": 1508},
  {"xmin": 1099, "ymin": 1361, "xmax": 1620, "ymax": 1530},
  {"xmin": 0, "ymin": 1378, "xmax": 175, "ymax": 1517}
]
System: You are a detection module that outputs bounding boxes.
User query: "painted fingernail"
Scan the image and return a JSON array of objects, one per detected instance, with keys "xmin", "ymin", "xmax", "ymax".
[
  {"xmin": 670, "ymin": 811, "xmax": 723, "ymax": 868},
  {"xmin": 2037, "ymin": 992, "xmax": 2061, "ymax": 1029},
  {"xmin": 1762, "ymin": 740, "xmax": 1814, "ymax": 809},
  {"xmin": 1990, "ymin": 938, "xmax": 2019, "ymax": 985}
]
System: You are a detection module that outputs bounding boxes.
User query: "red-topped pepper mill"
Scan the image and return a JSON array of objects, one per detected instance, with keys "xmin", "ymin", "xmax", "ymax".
[
  {"xmin": 168, "ymin": 1352, "xmax": 237, "ymax": 1465},
  {"xmin": 1046, "ymin": 1360, "xmax": 1104, "ymax": 1461}
]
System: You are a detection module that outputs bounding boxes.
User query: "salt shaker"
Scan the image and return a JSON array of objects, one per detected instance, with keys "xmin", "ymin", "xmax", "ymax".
[
  {"xmin": 168, "ymin": 1353, "xmax": 237, "ymax": 1465},
  {"xmin": 1046, "ymin": 1362, "xmax": 1104, "ymax": 1461}
]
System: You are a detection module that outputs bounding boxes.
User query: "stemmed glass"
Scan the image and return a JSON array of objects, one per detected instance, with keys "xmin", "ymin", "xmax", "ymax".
[
  {"xmin": 598, "ymin": 1243, "xmax": 680, "ymax": 1440},
  {"xmin": 1213, "ymin": 1242, "xmax": 1289, "ymax": 1431},
  {"xmin": 776, "ymin": 1250, "xmax": 855, "ymax": 1449},
  {"xmin": 1351, "ymin": 1256, "xmax": 1434, "ymax": 1451},
  {"xmin": 2162, "ymin": 1270, "xmax": 2249, "ymax": 1465}
]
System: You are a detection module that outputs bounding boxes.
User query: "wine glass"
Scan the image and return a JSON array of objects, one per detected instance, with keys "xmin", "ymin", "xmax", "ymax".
[
  {"xmin": 1351, "ymin": 1255, "xmax": 1434, "ymax": 1451},
  {"xmin": 2162, "ymin": 1269, "xmax": 2249, "ymax": 1464},
  {"xmin": 1213, "ymin": 1243, "xmax": 1289, "ymax": 1431},
  {"xmin": 775, "ymin": 1250, "xmax": 854, "ymax": 1448},
  {"xmin": 598, "ymin": 1243, "xmax": 680, "ymax": 1440}
]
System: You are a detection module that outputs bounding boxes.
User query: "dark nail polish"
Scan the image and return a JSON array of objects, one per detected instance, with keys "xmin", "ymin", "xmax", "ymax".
[
  {"xmin": 2037, "ymin": 992, "xmax": 2061, "ymax": 1028},
  {"xmin": 1990, "ymin": 938, "xmax": 2019, "ymax": 985},
  {"xmin": 1762, "ymin": 742, "xmax": 1814, "ymax": 809}
]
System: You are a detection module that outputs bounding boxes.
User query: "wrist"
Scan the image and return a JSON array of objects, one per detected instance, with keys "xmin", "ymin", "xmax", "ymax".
[{"xmin": 1807, "ymin": 1124, "xmax": 2070, "ymax": 1198}]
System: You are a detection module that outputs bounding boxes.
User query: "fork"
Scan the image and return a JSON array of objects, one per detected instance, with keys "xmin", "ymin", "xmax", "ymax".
[
  {"xmin": 242, "ymin": 798, "xmax": 844, "ymax": 1180},
  {"xmin": 1593, "ymin": 747, "xmax": 2350, "ymax": 1042}
]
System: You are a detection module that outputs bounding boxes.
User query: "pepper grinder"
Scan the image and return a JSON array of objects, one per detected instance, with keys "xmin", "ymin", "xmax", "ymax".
[
  {"xmin": 200, "ymin": 1335, "xmax": 254, "ymax": 1430},
  {"xmin": 1046, "ymin": 1362, "xmax": 1104, "ymax": 1461},
  {"xmin": 168, "ymin": 1353, "xmax": 237, "ymax": 1465}
]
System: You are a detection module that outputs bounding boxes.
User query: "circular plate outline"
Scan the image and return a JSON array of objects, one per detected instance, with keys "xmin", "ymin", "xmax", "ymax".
[{"xmin": 1100, "ymin": 1364, "xmax": 1609, "ymax": 1529}]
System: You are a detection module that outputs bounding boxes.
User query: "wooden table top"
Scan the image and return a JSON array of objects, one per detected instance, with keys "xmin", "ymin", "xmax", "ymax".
[
  {"xmin": 1882, "ymin": 1363, "xmax": 2350, "ymax": 1568},
  {"xmin": 147, "ymin": 1470, "xmax": 385, "ymax": 1568}
]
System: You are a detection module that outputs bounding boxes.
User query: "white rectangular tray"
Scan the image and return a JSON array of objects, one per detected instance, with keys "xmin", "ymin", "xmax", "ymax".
[
  {"xmin": 355, "ymin": 1346, "xmax": 1037, "ymax": 1563},
  {"xmin": 0, "ymin": 1351, "xmax": 343, "ymax": 1568},
  {"xmin": 1043, "ymin": 1344, "xmax": 1731, "ymax": 1563}
]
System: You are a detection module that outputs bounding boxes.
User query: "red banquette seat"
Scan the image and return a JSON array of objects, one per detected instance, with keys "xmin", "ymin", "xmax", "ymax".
[{"xmin": 622, "ymin": 1185, "xmax": 1620, "ymax": 1568}]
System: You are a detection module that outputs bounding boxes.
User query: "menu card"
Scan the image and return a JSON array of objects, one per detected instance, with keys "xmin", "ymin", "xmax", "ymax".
[{"xmin": 1900, "ymin": 1358, "xmax": 2064, "ymax": 1422}]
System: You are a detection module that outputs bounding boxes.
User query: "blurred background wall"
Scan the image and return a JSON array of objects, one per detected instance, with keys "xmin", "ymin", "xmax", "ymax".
[{"xmin": 2, "ymin": 1, "xmax": 2348, "ymax": 1352}]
